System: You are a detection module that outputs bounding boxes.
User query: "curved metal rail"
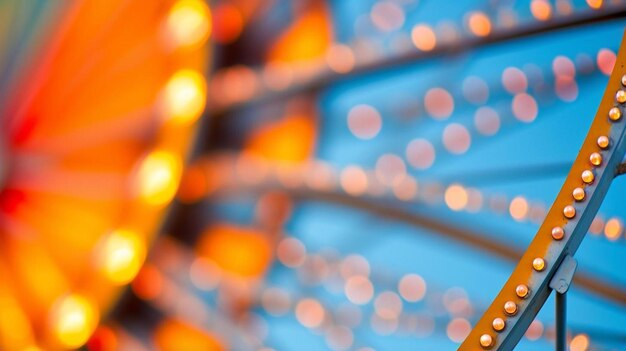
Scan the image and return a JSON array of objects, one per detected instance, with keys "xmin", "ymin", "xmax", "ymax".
[{"xmin": 459, "ymin": 30, "xmax": 626, "ymax": 350}]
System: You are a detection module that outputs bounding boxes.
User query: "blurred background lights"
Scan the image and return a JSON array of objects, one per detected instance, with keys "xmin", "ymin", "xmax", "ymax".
[
  {"xmin": 411, "ymin": 24, "xmax": 437, "ymax": 51},
  {"xmin": 165, "ymin": 0, "xmax": 212, "ymax": 48},
  {"xmin": 163, "ymin": 69, "xmax": 207, "ymax": 125},
  {"xmin": 445, "ymin": 184, "xmax": 469, "ymax": 211},
  {"xmin": 347, "ymin": 104, "xmax": 382, "ymax": 139},
  {"xmin": 467, "ymin": 12, "xmax": 491, "ymax": 37},
  {"xmin": 136, "ymin": 150, "xmax": 183, "ymax": 206},
  {"xmin": 49, "ymin": 294, "xmax": 98, "ymax": 349},
  {"xmin": 97, "ymin": 229, "xmax": 146, "ymax": 285}
]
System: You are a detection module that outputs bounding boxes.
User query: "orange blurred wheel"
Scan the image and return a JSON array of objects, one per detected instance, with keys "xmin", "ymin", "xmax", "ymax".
[{"xmin": 0, "ymin": 0, "xmax": 209, "ymax": 349}]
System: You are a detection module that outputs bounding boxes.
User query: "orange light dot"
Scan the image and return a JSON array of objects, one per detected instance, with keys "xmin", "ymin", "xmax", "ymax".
[
  {"xmin": 570, "ymin": 334, "xmax": 589, "ymax": 351},
  {"xmin": 398, "ymin": 274, "xmax": 427, "ymax": 302},
  {"xmin": 553, "ymin": 56, "xmax": 576, "ymax": 78},
  {"xmin": 211, "ymin": 3, "xmax": 243, "ymax": 44},
  {"xmin": 446, "ymin": 318, "xmax": 471, "ymax": 343},
  {"xmin": 474, "ymin": 106, "xmax": 500, "ymax": 136},
  {"xmin": 276, "ymin": 237, "xmax": 306, "ymax": 268},
  {"xmin": 189, "ymin": 257, "xmax": 221, "ymax": 291},
  {"xmin": 370, "ymin": 1, "xmax": 405, "ymax": 32},
  {"xmin": 530, "ymin": 0, "xmax": 553, "ymax": 21},
  {"xmin": 509, "ymin": 196, "xmax": 529, "ymax": 221},
  {"xmin": 163, "ymin": 69, "xmax": 207, "ymax": 125},
  {"xmin": 326, "ymin": 44, "xmax": 356, "ymax": 74},
  {"xmin": 443, "ymin": 123, "xmax": 471, "ymax": 154},
  {"xmin": 131, "ymin": 264, "xmax": 163, "ymax": 300},
  {"xmin": 425, "ymin": 88, "xmax": 454, "ymax": 119},
  {"xmin": 555, "ymin": 76, "xmax": 578, "ymax": 102},
  {"xmin": 502, "ymin": 67, "xmax": 528, "ymax": 94},
  {"xmin": 295, "ymin": 299, "xmax": 326, "ymax": 328},
  {"xmin": 597, "ymin": 49, "xmax": 616, "ymax": 76},
  {"xmin": 165, "ymin": 0, "xmax": 212, "ymax": 48},
  {"xmin": 136, "ymin": 150, "xmax": 183, "ymax": 207},
  {"xmin": 467, "ymin": 12, "xmax": 492, "ymax": 37},
  {"xmin": 586, "ymin": 0, "xmax": 603, "ymax": 9},
  {"xmin": 197, "ymin": 224, "xmax": 272, "ymax": 277},
  {"xmin": 178, "ymin": 164, "xmax": 208, "ymax": 203},
  {"xmin": 525, "ymin": 320, "xmax": 544, "ymax": 340},
  {"xmin": 87, "ymin": 325, "xmax": 118, "ymax": 351},
  {"xmin": 590, "ymin": 216, "xmax": 605, "ymax": 235},
  {"xmin": 345, "ymin": 275, "xmax": 374, "ymax": 305},
  {"xmin": 246, "ymin": 115, "xmax": 316, "ymax": 163},
  {"xmin": 445, "ymin": 184, "xmax": 468, "ymax": 211},
  {"xmin": 374, "ymin": 291, "xmax": 403, "ymax": 319},
  {"xmin": 340, "ymin": 166, "xmax": 368, "ymax": 196},
  {"xmin": 49, "ymin": 294, "xmax": 99, "ymax": 349},
  {"xmin": 154, "ymin": 319, "xmax": 223, "ymax": 351},
  {"xmin": 406, "ymin": 138, "xmax": 435, "ymax": 169},
  {"xmin": 347, "ymin": 105, "xmax": 382, "ymax": 140},
  {"xmin": 262, "ymin": 288, "xmax": 291, "ymax": 316},
  {"xmin": 375, "ymin": 154, "xmax": 406, "ymax": 186},
  {"xmin": 604, "ymin": 218, "xmax": 623, "ymax": 241},
  {"xmin": 512, "ymin": 93, "xmax": 538, "ymax": 122},
  {"xmin": 96, "ymin": 229, "xmax": 146, "ymax": 285},
  {"xmin": 392, "ymin": 176, "xmax": 418, "ymax": 201},
  {"xmin": 411, "ymin": 24, "xmax": 437, "ymax": 51}
]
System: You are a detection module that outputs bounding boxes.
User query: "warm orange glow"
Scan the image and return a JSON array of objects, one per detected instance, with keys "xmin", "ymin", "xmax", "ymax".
[
  {"xmin": 374, "ymin": 292, "xmax": 403, "ymax": 319},
  {"xmin": 445, "ymin": 184, "xmax": 468, "ymax": 211},
  {"xmin": 442, "ymin": 123, "xmax": 471, "ymax": 154},
  {"xmin": 406, "ymin": 139, "xmax": 435, "ymax": 169},
  {"xmin": 424, "ymin": 88, "xmax": 454, "ymax": 119},
  {"xmin": 512, "ymin": 93, "xmax": 538, "ymax": 122},
  {"xmin": 347, "ymin": 104, "xmax": 382, "ymax": 140},
  {"xmin": 597, "ymin": 48, "xmax": 616, "ymax": 76},
  {"xmin": 509, "ymin": 196, "xmax": 529, "ymax": 221},
  {"xmin": 411, "ymin": 24, "xmax": 437, "ymax": 51},
  {"xmin": 398, "ymin": 274, "xmax": 427, "ymax": 302},
  {"xmin": 136, "ymin": 150, "xmax": 183, "ymax": 206},
  {"xmin": 269, "ymin": 4, "xmax": 331, "ymax": 62},
  {"xmin": 197, "ymin": 224, "xmax": 272, "ymax": 277},
  {"xmin": 370, "ymin": 1, "xmax": 405, "ymax": 32},
  {"xmin": 467, "ymin": 12, "xmax": 491, "ymax": 37},
  {"xmin": 326, "ymin": 44, "xmax": 355, "ymax": 74},
  {"xmin": 246, "ymin": 115, "xmax": 316, "ymax": 163},
  {"xmin": 530, "ymin": 0, "xmax": 553, "ymax": 21},
  {"xmin": 96, "ymin": 229, "xmax": 146, "ymax": 285},
  {"xmin": 524, "ymin": 320, "xmax": 544, "ymax": 341},
  {"xmin": 0, "ymin": 284, "xmax": 34, "ymax": 350},
  {"xmin": 177, "ymin": 164, "xmax": 208, "ymax": 203},
  {"xmin": 345, "ymin": 275, "xmax": 374, "ymax": 305},
  {"xmin": 474, "ymin": 106, "xmax": 500, "ymax": 136},
  {"xmin": 340, "ymin": 166, "xmax": 368, "ymax": 196},
  {"xmin": 162, "ymin": 69, "xmax": 207, "ymax": 125},
  {"xmin": 87, "ymin": 325, "xmax": 118, "ymax": 351},
  {"xmin": 131, "ymin": 264, "xmax": 163, "ymax": 301},
  {"xmin": 277, "ymin": 237, "xmax": 307, "ymax": 268},
  {"xmin": 49, "ymin": 294, "xmax": 99, "ymax": 349},
  {"xmin": 212, "ymin": 3, "xmax": 244, "ymax": 44},
  {"xmin": 295, "ymin": 298, "xmax": 326, "ymax": 328},
  {"xmin": 165, "ymin": 0, "xmax": 212, "ymax": 48},
  {"xmin": 604, "ymin": 218, "xmax": 623, "ymax": 241},
  {"xmin": 570, "ymin": 334, "xmax": 589, "ymax": 351},
  {"xmin": 446, "ymin": 318, "xmax": 471, "ymax": 342},
  {"xmin": 586, "ymin": 0, "xmax": 603, "ymax": 9},
  {"xmin": 502, "ymin": 67, "xmax": 528, "ymax": 94},
  {"xmin": 154, "ymin": 319, "xmax": 223, "ymax": 351}
]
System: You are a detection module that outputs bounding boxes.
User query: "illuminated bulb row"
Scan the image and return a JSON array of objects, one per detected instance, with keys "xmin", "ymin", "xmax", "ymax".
[
  {"xmin": 479, "ymin": 74, "xmax": 625, "ymax": 350},
  {"xmin": 46, "ymin": 2, "xmax": 210, "ymax": 349}
]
